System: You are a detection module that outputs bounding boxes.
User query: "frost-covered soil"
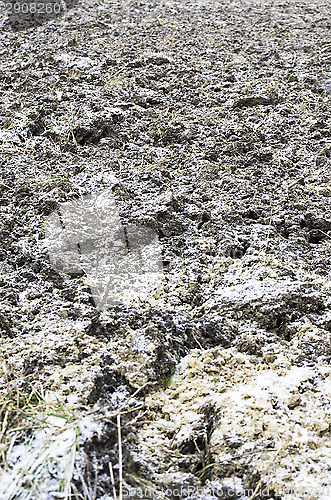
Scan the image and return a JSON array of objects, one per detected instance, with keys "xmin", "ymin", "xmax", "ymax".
[{"xmin": 0, "ymin": 0, "xmax": 331, "ymax": 498}]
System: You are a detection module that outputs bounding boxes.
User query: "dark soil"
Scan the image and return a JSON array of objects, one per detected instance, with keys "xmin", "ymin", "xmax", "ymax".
[{"xmin": 0, "ymin": 0, "xmax": 330, "ymax": 498}]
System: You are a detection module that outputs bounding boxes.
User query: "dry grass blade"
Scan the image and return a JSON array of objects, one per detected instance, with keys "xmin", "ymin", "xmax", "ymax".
[
  {"xmin": 109, "ymin": 462, "xmax": 117, "ymax": 500},
  {"xmin": 117, "ymin": 414, "xmax": 123, "ymax": 500}
]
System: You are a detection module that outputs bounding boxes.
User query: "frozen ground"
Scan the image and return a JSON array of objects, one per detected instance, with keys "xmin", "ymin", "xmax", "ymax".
[{"xmin": 0, "ymin": 0, "xmax": 330, "ymax": 498}]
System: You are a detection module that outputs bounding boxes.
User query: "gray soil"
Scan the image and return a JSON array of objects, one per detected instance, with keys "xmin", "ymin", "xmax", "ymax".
[{"xmin": 0, "ymin": 0, "xmax": 330, "ymax": 498}]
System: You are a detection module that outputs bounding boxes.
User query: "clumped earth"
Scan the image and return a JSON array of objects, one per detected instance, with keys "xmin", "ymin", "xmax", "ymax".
[{"xmin": 0, "ymin": 0, "xmax": 330, "ymax": 498}]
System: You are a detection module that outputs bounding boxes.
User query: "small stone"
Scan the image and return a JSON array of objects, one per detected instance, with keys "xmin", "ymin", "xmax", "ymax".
[{"xmin": 57, "ymin": 309, "xmax": 68, "ymax": 318}]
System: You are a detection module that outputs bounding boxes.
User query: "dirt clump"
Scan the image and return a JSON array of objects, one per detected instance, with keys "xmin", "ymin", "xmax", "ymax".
[{"xmin": 0, "ymin": 0, "xmax": 330, "ymax": 498}]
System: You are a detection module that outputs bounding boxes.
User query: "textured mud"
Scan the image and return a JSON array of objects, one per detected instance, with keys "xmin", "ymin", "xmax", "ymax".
[{"xmin": 0, "ymin": 0, "xmax": 331, "ymax": 498}]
